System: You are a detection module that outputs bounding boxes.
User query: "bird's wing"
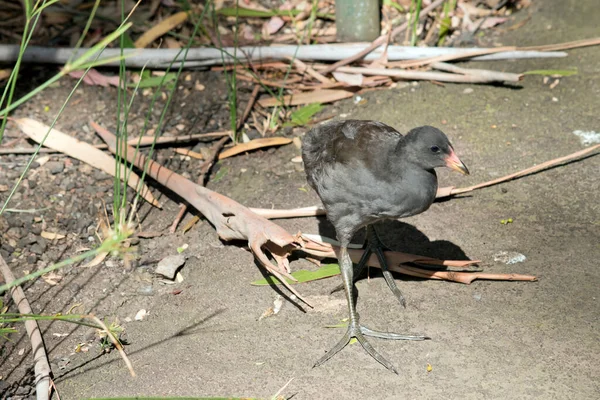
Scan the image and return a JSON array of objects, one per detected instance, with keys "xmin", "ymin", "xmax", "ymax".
[
  {"xmin": 332, "ymin": 120, "xmax": 403, "ymax": 167},
  {"xmin": 302, "ymin": 120, "xmax": 404, "ymax": 189}
]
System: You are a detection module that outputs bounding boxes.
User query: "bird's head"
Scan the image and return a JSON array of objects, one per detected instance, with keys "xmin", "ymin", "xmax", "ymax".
[{"xmin": 402, "ymin": 126, "xmax": 470, "ymax": 175}]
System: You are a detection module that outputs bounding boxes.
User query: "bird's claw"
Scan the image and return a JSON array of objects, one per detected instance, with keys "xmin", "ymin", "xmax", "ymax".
[{"xmin": 314, "ymin": 322, "xmax": 428, "ymax": 373}]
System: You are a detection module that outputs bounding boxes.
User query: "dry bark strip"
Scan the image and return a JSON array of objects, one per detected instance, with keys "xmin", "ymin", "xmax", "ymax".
[
  {"xmin": 90, "ymin": 121, "xmax": 312, "ymax": 307},
  {"xmin": 0, "ymin": 255, "xmax": 51, "ymax": 400}
]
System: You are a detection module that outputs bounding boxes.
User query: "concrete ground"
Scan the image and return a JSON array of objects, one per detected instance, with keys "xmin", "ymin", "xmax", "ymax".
[{"xmin": 3, "ymin": 0, "xmax": 599, "ymax": 399}]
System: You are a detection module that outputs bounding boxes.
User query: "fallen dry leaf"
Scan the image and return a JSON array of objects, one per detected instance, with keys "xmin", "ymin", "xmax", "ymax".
[
  {"xmin": 258, "ymin": 89, "xmax": 355, "ymax": 107},
  {"xmin": 42, "ymin": 272, "xmax": 62, "ymax": 286},
  {"xmin": 135, "ymin": 11, "xmax": 188, "ymax": 48},
  {"xmin": 0, "ymin": 69, "xmax": 11, "ymax": 81},
  {"xmin": 68, "ymin": 69, "xmax": 121, "ymax": 87},
  {"xmin": 13, "ymin": 118, "xmax": 160, "ymax": 207},
  {"xmin": 219, "ymin": 137, "xmax": 292, "ymax": 159},
  {"xmin": 332, "ymin": 71, "xmax": 364, "ymax": 86},
  {"xmin": 263, "ymin": 16, "xmax": 284, "ymax": 36},
  {"xmin": 478, "ymin": 17, "xmax": 508, "ymax": 31},
  {"xmin": 41, "ymin": 231, "xmax": 66, "ymax": 240},
  {"xmin": 0, "ymin": 184, "xmax": 8, "ymax": 192},
  {"xmin": 174, "ymin": 148, "xmax": 204, "ymax": 160}
]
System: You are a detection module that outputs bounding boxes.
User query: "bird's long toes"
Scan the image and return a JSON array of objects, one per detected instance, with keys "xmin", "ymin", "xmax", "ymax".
[
  {"xmin": 360, "ymin": 325, "xmax": 429, "ymax": 341},
  {"xmin": 354, "ymin": 332, "xmax": 398, "ymax": 374}
]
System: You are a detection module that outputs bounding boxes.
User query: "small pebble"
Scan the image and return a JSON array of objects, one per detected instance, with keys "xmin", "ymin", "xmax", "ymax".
[
  {"xmin": 473, "ymin": 293, "xmax": 482, "ymax": 301},
  {"xmin": 45, "ymin": 161, "xmax": 64, "ymax": 174},
  {"xmin": 135, "ymin": 309, "xmax": 148, "ymax": 321},
  {"xmin": 463, "ymin": 88, "xmax": 474, "ymax": 94},
  {"xmin": 137, "ymin": 285, "xmax": 155, "ymax": 296},
  {"xmin": 572, "ymin": 130, "xmax": 600, "ymax": 145},
  {"xmin": 493, "ymin": 251, "xmax": 526, "ymax": 265},
  {"xmin": 30, "ymin": 243, "xmax": 44, "ymax": 255},
  {"xmin": 155, "ymin": 254, "xmax": 186, "ymax": 279}
]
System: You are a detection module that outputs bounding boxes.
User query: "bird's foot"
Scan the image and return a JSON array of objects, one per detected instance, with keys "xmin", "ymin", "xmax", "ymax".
[{"xmin": 313, "ymin": 322, "xmax": 428, "ymax": 373}]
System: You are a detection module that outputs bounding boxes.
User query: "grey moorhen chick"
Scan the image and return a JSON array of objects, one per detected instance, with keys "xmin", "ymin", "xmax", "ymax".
[{"xmin": 302, "ymin": 119, "xmax": 469, "ymax": 373}]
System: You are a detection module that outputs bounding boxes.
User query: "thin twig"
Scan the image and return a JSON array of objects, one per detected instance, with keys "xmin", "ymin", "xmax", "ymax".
[
  {"xmin": 286, "ymin": 56, "xmax": 330, "ymax": 84},
  {"xmin": 447, "ymin": 143, "xmax": 600, "ymax": 196},
  {"xmin": 387, "ymin": 46, "xmax": 516, "ymax": 69},
  {"xmin": 315, "ymin": 65, "xmax": 522, "ymax": 83},
  {"xmin": 250, "ymin": 143, "xmax": 600, "ymax": 218},
  {"xmin": 431, "ymin": 62, "xmax": 523, "ymax": 82},
  {"xmin": 237, "ymin": 84, "xmax": 261, "ymax": 130},
  {"xmin": 518, "ymin": 36, "xmax": 600, "ymax": 52}
]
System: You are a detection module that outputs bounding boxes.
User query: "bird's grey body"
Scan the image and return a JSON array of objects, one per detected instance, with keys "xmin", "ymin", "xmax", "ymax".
[
  {"xmin": 302, "ymin": 119, "xmax": 469, "ymax": 373},
  {"xmin": 303, "ymin": 120, "xmax": 438, "ymax": 243}
]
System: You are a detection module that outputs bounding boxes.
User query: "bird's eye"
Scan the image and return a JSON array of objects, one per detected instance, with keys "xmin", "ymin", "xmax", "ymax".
[{"xmin": 430, "ymin": 145, "xmax": 440, "ymax": 153}]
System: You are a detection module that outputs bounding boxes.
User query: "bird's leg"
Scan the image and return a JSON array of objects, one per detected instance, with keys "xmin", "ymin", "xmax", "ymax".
[
  {"xmin": 367, "ymin": 225, "xmax": 406, "ymax": 308},
  {"xmin": 314, "ymin": 246, "xmax": 427, "ymax": 373},
  {"xmin": 329, "ymin": 243, "xmax": 372, "ymax": 294},
  {"xmin": 331, "ymin": 225, "xmax": 406, "ymax": 307}
]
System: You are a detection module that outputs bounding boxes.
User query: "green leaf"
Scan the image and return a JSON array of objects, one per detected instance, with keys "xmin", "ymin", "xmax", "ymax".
[
  {"xmin": 121, "ymin": 33, "xmax": 136, "ymax": 49},
  {"xmin": 251, "ymin": 263, "xmax": 340, "ymax": 286},
  {"xmin": 212, "ymin": 166, "xmax": 229, "ymax": 183},
  {"xmin": 383, "ymin": 0, "xmax": 405, "ymax": 12},
  {"xmin": 324, "ymin": 323, "xmax": 348, "ymax": 328},
  {"xmin": 129, "ymin": 73, "xmax": 177, "ymax": 88},
  {"xmin": 522, "ymin": 69, "xmax": 578, "ymax": 77},
  {"xmin": 289, "ymin": 103, "xmax": 324, "ymax": 126}
]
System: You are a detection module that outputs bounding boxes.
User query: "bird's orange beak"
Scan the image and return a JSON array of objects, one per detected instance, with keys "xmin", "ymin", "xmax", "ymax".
[{"xmin": 445, "ymin": 148, "xmax": 470, "ymax": 175}]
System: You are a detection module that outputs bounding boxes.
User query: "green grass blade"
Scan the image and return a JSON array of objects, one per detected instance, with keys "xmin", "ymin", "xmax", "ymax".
[
  {"xmin": 522, "ymin": 69, "xmax": 578, "ymax": 76},
  {"xmin": 289, "ymin": 103, "xmax": 324, "ymax": 126},
  {"xmin": 251, "ymin": 263, "xmax": 340, "ymax": 286}
]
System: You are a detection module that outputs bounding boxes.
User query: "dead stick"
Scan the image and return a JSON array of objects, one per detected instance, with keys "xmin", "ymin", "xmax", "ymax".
[
  {"xmin": 393, "ymin": 265, "xmax": 537, "ymax": 284},
  {"xmin": 387, "ymin": 46, "xmax": 516, "ymax": 69},
  {"xmin": 431, "ymin": 62, "xmax": 523, "ymax": 82},
  {"xmin": 286, "ymin": 56, "xmax": 330, "ymax": 84},
  {"xmin": 0, "ymin": 130, "xmax": 231, "ymax": 155},
  {"xmin": 315, "ymin": 65, "xmax": 522, "ymax": 83},
  {"xmin": 448, "ymin": 143, "xmax": 600, "ymax": 196},
  {"xmin": 0, "ymin": 255, "xmax": 52, "ymax": 400},
  {"xmin": 237, "ymin": 85, "xmax": 261, "ymax": 130},
  {"xmin": 320, "ymin": 0, "xmax": 445, "ymax": 74},
  {"xmin": 518, "ymin": 36, "xmax": 600, "ymax": 52}
]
